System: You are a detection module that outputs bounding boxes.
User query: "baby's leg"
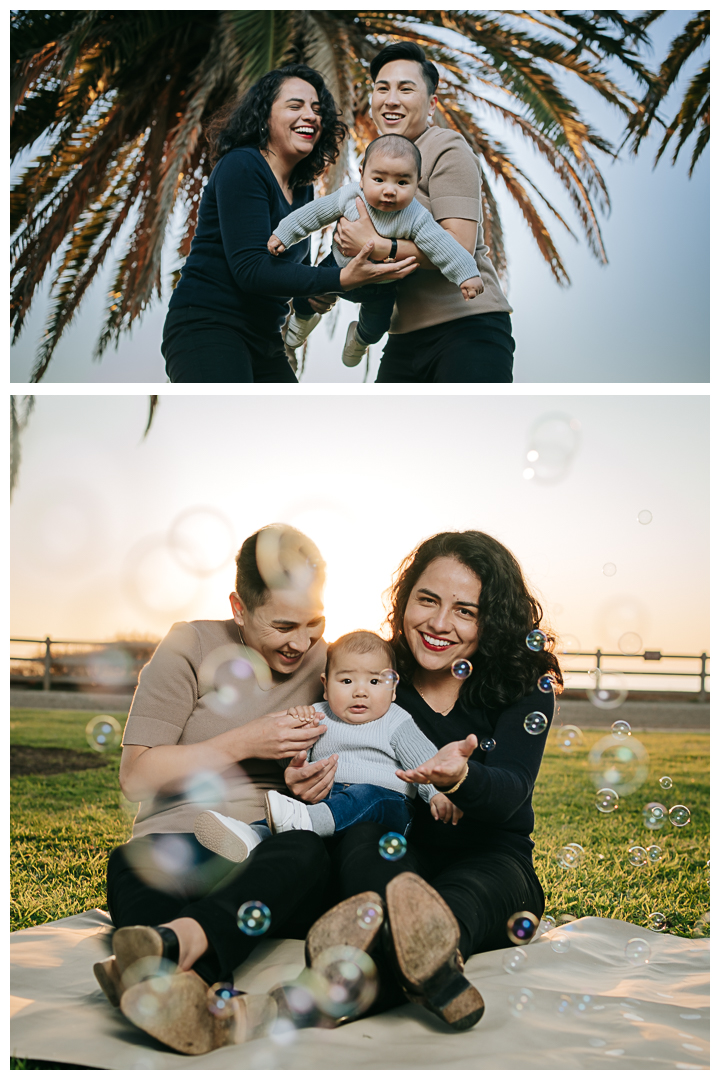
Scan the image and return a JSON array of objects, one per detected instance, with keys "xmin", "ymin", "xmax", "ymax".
[
  {"xmin": 193, "ymin": 810, "xmax": 266, "ymax": 863},
  {"xmin": 312, "ymin": 783, "xmax": 413, "ymax": 837},
  {"xmin": 355, "ymin": 286, "xmax": 398, "ymax": 346}
]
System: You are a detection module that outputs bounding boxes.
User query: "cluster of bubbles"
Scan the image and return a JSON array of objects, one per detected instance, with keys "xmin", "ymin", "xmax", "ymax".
[
  {"xmin": 587, "ymin": 672, "xmax": 629, "ymax": 711},
  {"xmin": 378, "ymin": 832, "xmax": 407, "ymax": 861},
  {"xmin": 506, "ymin": 911, "xmax": 539, "ymax": 944},
  {"xmin": 557, "ymin": 992, "xmax": 593, "ymax": 1017},
  {"xmin": 641, "ymin": 802, "xmax": 691, "ymax": 830},
  {"xmin": 451, "ymin": 659, "xmax": 473, "ymax": 680},
  {"xmin": 556, "ymin": 725, "xmax": 584, "ymax": 753},
  {"xmin": 508, "ymin": 987, "xmax": 535, "ymax": 1015},
  {"xmin": 85, "ymin": 715, "xmax": 122, "ymax": 752},
  {"xmin": 237, "ymin": 901, "xmax": 272, "ymax": 936},
  {"xmin": 556, "ymin": 843, "xmax": 585, "ymax": 870},
  {"xmin": 626, "ymin": 842, "xmax": 666, "ymax": 868},
  {"xmin": 523, "ymin": 711, "xmax": 548, "ymax": 735}
]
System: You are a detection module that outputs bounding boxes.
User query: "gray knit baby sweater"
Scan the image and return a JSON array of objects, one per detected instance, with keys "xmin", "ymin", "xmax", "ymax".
[
  {"xmin": 273, "ymin": 182, "xmax": 480, "ymax": 287},
  {"xmin": 309, "ymin": 700, "xmax": 439, "ymax": 803}
]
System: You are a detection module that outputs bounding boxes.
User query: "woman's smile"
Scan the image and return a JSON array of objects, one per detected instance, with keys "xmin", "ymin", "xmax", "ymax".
[{"xmin": 419, "ymin": 631, "xmax": 456, "ymax": 652}]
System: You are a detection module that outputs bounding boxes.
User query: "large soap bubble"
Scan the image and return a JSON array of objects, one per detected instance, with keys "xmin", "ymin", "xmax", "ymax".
[
  {"xmin": 168, "ymin": 507, "xmax": 235, "ymax": 577},
  {"xmin": 556, "ymin": 725, "xmax": 584, "ymax": 753},
  {"xmin": 199, "ymin": 643, "xmax": 273, "ymax": 708},
  {"xmin": 587, "ymin": 733, "xmax": 649, "ymax": 796},
  {"xmin": 587, "ymin": 669, "xmax": 628, "ymax": 710},
  {"xmin": 524, "ymin": 414, "xmax": 582, "ymax": 485}
]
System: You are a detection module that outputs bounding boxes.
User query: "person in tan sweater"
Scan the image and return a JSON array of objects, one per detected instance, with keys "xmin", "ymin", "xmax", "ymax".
[{"xmin": 333, "ymin": 41, "xmax": 514, "ymax": 383}]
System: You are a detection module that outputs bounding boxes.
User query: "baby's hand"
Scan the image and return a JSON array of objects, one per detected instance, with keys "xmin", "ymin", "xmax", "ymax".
[
  {"xmin": 460, "ymin": 276, "xmax": 484, "ymax": 300},
  {"xmin": 287, "ymin": 704, "xmax": 324, "ymax": 726},
  {"xmin": 268, "ymin": 234, "xmax": 286, "ymax": 255},
  {"xmin": 430, "ymin": 792, "xmax": 465, "ymax": 825}
]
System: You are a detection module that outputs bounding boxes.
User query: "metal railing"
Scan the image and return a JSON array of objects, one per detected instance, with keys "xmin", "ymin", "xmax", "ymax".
[
  {"xmin": 10, "ymin": 636, "xmax": 158, "ymax": 692},
  {"xmin": 559, "ymin": 649, "xmax": 709, "ymax": 701}
]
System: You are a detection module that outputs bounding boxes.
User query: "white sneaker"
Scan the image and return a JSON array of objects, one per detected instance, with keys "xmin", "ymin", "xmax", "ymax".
[
  {"xmin": 284, "ymin": 312, "xmax": 321, "ymax": 350},
  {"xmin": 265, "ymin": 790, "xmax": 313, "ymax": 834},
  {"xmin": 341, "ymin": 321, "xmax": 369, "ymax": 367},
  {"xmin": 193, "ymin": 811, "xmax": 262, "ymax": 863}
]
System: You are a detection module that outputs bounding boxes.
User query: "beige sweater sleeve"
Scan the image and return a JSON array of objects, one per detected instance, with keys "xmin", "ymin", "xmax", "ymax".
[{"xmin": 122, "ymin": 621, "xmax": 200, "ymax": 747}]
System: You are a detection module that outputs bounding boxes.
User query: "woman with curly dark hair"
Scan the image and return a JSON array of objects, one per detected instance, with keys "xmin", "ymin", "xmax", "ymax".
[
  {"xmin": 161, "ymin": 64, "xmax": 417, "ymax": 382},
  {"xmin": 286, "ymin": 530, "xmax": 562, "ymax": 1030}
]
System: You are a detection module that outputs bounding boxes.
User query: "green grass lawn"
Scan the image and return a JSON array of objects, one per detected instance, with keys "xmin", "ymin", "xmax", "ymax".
[{"xmin": 11, "ymin": 708, "xmax": 710, "ymax": 938}]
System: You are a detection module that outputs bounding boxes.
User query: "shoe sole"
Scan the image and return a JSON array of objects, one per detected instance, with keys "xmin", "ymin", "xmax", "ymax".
[
  {"xmin": 386, "ymin": 873, "xmax": 484, "ymax": 1031},
  {"xmin": 113, "ymin": 925, "xmax": 174, "ymax": 985},
  {"xmin": 264, "ymin": 792, "xmax": 277, "ymax": 834},
  {"xmin": 305, "ymin": 891, "xmax": 384, "ymax": 968},
  {"xmin": 194, "ymin": 811, "xmax": 250, "ymax": 863},
  {"xmin": 342, "ymin": 322, "xmax": 366, "ymax": 367},
  {"xmin": 93, "ymin": 956, "xmax": 122, "ymax": 1008},
  {"xmin": 121, "ymin": 970, "xmax": 279, "ymax": 1055}
]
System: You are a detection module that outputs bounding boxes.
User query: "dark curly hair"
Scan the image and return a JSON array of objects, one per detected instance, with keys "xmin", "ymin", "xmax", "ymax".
[
  {"xmin": 387, "ymin": 531, "xmax": 563, "ymax": 710},
  {"xmin": 206, "ymin": 64, "xmax": 347, "ymax": 188}
]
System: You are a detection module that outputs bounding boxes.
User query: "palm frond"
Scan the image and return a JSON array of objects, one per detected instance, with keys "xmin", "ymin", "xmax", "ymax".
[{"xmin": 10, "ymin": 395, "xmax": 35, "ymax": 498}]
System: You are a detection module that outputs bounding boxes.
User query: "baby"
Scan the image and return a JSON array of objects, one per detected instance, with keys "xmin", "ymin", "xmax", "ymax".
[
  {"xmin": 193, "ymin": 630, "xmax": 460, "ymax": 863},
  {"xmin": 268, "ymin": 134, "xmax": 484, "ymax": 368}
]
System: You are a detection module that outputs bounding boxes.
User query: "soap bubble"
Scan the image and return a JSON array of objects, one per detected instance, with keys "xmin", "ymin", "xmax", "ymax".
[
  {"xmin": 658, "ymin": 776, "xmax": 673, "ymax": 790},
  {"xmin": 168, "ymin": 507, "xmax": 235, "ymax": 577},
  {"xmin": 637, "ymin": 510, "xmax": 653, "ymax": 525},
  {"xmin": 603, "ymin": 563, "xmax": 617, "ymax": 577},
  {"xmin": 557, "ymin": 914, "xmax": 577, "ymax": 925},
  {"xmin": 379, "ymin": 668, "xmax": 399, "ymax": 688},
  {"xmin": 551, "ymin": 934, "xmax": 570, "ymax": 954},
  {"xmin": 537, "ymin": 673, "xmax": 555, "ymax": 693},
  {"xmin": 595, "ymin": 788, "xmax": 619, "ymax": 813},
  {"xmin": 541, "ymin": 915, "xmax": 556, "ymax": 930},
  {"xmin": 85, "ymin": 715, "xmax": 122, "ymax": 752},
  {"xmin": 558, "ymin": 993, "xmax": 593, "ymax": 1017},
  {"xmin": 199, "ymin": 643, "xmax": 273, "ymax": 708},
  {"xmin": 237, "ymin": 901, "xmax": 272, "ymax": 936},
  {"xmin": 451, "ymin": 659, "xmax": 473, "ymax": 680},
  {"xmin": 525, "ymin": 629, "xmax": 548, "ymax": 652},
  {"xmin": 356, "ymin": 901, "xmax": 382, "ymax": 931},
  {"xmin": 508, "ymin": 987, "xmax": 535, "ymax": 1015},
  {"xmin": 379, "ymin": 832, "xmax": 407, "ymax": 861},
  {"xmin": 649, "ymin": 913, "xmax": 667, "ymax": 932},
  {"xmin": 558, "ymin": 633, "xmax": 581, "ymax": 655},
  {"xmin": 642, "ymin": 802, "xmax": 668, "ymax": 830},
  {"xmin": 628, "ymin": 846, "xmax": 648, "ymax": 868},
  {"xmin": 556, "ymin": 845, "xmax": 584, "ymax": 869},
  {"xmin": 480, "ymin": 737, "xmax": 496, "ymax": 752},
  {"xmin": 669, "ymin": 805, "xmax": 690, "ymax": 827},
  {"xmin": 502, "ymin": 947, "xmax": 528, "ymax": 974},
  {"xmin": 183, "ymin": 770, "xmax": 227, "ymax": 810},
  {"xmin": 588, "ymin": 734, "xmax": 648, "ymax": 796},
  {"xmin": 556, "ymin": 725, "xmax": 584, "ymax": 752},
  {"xmin": 619, "ymin": 632, "xmax": 643, "ymax": 655},
  {"xmin": 507, "ymin": 911, "xmax": 539, "ymax": 944},
  {"xmin": 523, "ymin": 711, "xmax": 548, "ymax": 735},
  {"xmin": 313, "ymin": 945, "xmax": 377, "ymax": 1020},
  {"xmin": 646, "ymin": 845, "xmax": 663, "ymax": 863},
  {"xmin": 537, "ymin": 918, "xmax": 555, "ymax": 937},
  {"xmin": 625, "ymin": 938, "xmax": 651, "ymax": 965},
  {"xmin": 587, "ymin": 671, "xmax": 628, "ymax": 710},
  {"xmin": 691, "ymin": 913, "xmax": 709, "ymax": 938},
  {"xmin": 525, "ymin": 413, "xmax": 581, "ymax": 485},
  {"xmin": 123, "ymin": 534, "xmax": 202, "ymax": 616},
  {"xmin": 611, "ymin": 719, "xmax": 632, "ymax": 738},
  {"xmin": 207, "ymin": 983, "xmax": 243, "ymax": 1018}
]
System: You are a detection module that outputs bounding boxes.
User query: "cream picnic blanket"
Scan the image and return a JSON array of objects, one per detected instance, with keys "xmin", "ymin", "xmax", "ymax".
[{"xmin": 10, "ymin": 910, "xmax": 709, "ymax": 1070}]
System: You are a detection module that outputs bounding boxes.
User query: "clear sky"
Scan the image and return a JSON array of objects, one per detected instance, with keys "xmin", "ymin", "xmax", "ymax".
[
  {"xmin": 10, "ymin": 395, "xmax": 709, "ymax": 668},
  {"xmin": 9, "ymin": 10, "xmax": 709, "ymax": 384}
]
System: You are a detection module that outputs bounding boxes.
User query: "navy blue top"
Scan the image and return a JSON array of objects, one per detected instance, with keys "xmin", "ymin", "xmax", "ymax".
[
  {"xmin": 169, "ymin": 147, "xmax": 343, "ymax": 333},
  {"xmin": 397, "ymin": 681, "xmax": 554, "ymax": 864}
]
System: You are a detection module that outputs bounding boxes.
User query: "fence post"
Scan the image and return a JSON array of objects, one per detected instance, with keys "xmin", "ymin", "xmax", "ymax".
[
  {"xmin": 43, "ymin": 637, "xmax": 52, "ymax": 692},
  {"xmin": 699, "ymin": 653, "xmax": 708, "ymax": 701},
  {"xmin": 595, "ymin": 648, "xmax": 602, "ymax": 674}
]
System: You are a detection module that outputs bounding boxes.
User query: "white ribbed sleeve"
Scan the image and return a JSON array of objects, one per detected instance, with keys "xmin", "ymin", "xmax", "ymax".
[{"xmin": 309, "ymin": 701, "xmax": 439, "ymax": 803}]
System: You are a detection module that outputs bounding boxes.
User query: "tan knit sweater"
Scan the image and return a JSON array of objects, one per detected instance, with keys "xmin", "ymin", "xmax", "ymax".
[
  {"xmin": 389, "ymin": 126, "xmax": 511, "ymax": 335},
  {"xmin": 122, "ymin": 619, "xmax": 326, "ymax": 837}
]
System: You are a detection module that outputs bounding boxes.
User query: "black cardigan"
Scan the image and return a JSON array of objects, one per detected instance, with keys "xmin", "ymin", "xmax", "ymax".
[
  {"xmin": 169, "ymin": 147, "xmax": 343, "ymax": 333},
  {"xmin": 396, "ymin": 680, "xmax": 554, "ymax": 864}
]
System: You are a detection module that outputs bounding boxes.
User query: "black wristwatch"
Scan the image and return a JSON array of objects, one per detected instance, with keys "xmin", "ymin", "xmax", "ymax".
[{"xmin": 387, "ymin": 238, "xmax": 398, "ymax": 262}]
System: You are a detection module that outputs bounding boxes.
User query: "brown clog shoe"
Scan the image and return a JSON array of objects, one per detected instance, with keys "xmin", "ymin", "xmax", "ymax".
[
  {"xmin": 120, "ymin": 970, "xmax": 278, "ymax": 1055},
  {"xmin": 385, "ymin": 872, "xmax": 485, "ymax": 1031},
  {"xmin": 305, "ymin": 891, "xmax": 384, "ymax": 968},
  {"xmin": 93, "ymin": 955, "xmax": 123, "ymax": 1007},
  {"xmin": 113, "ymin": 925, "xmax": 179, "ymax": 985}
]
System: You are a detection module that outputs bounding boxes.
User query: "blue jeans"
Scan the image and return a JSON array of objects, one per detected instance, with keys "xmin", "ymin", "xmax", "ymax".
[{"xmin": 254, "ymin": 783, "xmax": 414, "ymax": 839}]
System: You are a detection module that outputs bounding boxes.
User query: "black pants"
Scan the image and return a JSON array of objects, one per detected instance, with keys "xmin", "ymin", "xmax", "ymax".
[
  {"xmin": 106, "ymin": 832, "xmax": 332, "ymax": 984},
  {"xmin": 376, "ymin": 312, "xmax": 515, "ymax": 383},
  {"xmin": 162, "ymin": 306, "xmax": 298, "ymax": 383}
]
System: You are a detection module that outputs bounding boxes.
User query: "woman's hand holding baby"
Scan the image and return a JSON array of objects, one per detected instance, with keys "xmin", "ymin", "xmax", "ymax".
[
  {"xmin": 287, "ymin": 704, "xmax": 325, "ymax": 726},
  {"xmin": 339, "ymin": 242, "xmax": 417, "ymax": 289},
  {"xmin": 267, "ymin": 234, "xmax": 285, "ymax": 255},
  {"xmin": 238, "ymin": 709, "xmax": 326, "ymax": 761},
  {"xmin": 430, "ymin": 792, "xmax": 464, "ymax": 825},
  {"xmin": 460, "ymin": 276, "xmax": 484, "ymax": 300}
]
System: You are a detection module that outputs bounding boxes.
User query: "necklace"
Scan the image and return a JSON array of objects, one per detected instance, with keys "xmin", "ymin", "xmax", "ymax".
[
  {"xmin": 234, "ymin": 624, "xmax": 274, "ymax": 692},
  {"xmin": 415, "ymin": 683, "xmax": 454, "ymax": 716}
]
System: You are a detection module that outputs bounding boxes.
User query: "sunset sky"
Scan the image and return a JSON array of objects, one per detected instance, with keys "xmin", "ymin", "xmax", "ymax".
[{"xmin": 11, "ymin": 395, "xmax": 709, "ymax": 678}]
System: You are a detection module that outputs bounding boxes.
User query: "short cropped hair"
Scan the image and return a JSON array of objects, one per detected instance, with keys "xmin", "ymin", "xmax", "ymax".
[
  {"xmin": 370, "ymin": 41, "xmax": 439, "ymax": 97},
  {"xmin": 325, "ymin": 631, "xmax": 395, "ymax": 676},
  {"xmin": 235, "ymin": 524, "xmax": 325, "ymax": 612},
  {"xmin": 362, "ymin": 134, "xmax": 422, "ymax": 179}
]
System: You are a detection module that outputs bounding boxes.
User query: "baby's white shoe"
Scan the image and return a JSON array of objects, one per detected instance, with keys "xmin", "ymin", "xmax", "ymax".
[
  {"xmin": 284, "ymin": 311, "xmax": 321, "ymax": 350},
  {"xmin": 193, "ymin": 811, "xmax": 262, "ymax": 863},
  {"xmin": 341, "ymin": 321, "xmax": 369, "ymax": 367},
  {"xmin": 265, "ymin": 790, "xmax": 313, "ymax": 833}
]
